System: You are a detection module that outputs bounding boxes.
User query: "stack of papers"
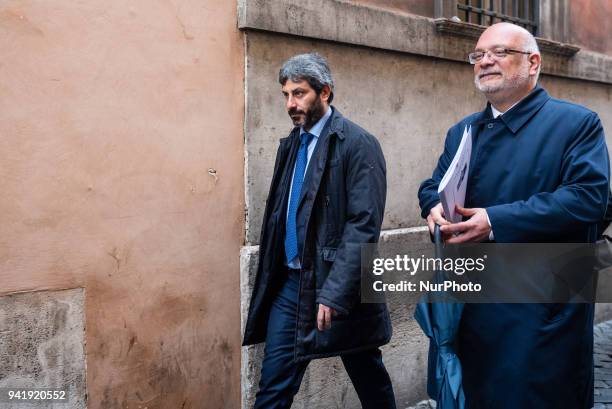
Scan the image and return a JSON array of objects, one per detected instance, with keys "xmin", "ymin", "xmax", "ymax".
[{"xmin": 437, "ymin": 126, "xmax": 472, "ymax": 224}]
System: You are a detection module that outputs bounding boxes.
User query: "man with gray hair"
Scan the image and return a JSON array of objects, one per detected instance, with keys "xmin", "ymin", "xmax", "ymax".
[
  {"xmin": 419, "ymin": 23, "xmax": 609, "ymax": 408},
  {"xmin": 243, "ymin": 53, "xmax": 396, "ymax": 408}
]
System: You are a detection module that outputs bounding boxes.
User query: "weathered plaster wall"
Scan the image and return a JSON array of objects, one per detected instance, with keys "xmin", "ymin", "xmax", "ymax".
[
  {"xmin": 348, "ymin": 0, "xmax": 434, "ymax": 17},
  {"xmin": 570, "ymin": 0, "xmax": 612, "ymax": 55},
  {"xmin": 238, "ymin": 0, "xmax": 612, "ymax": 85},
  {"xmin": 352, "ymin": 0, "xmax": 612, "ymax": 56},
  {"xmin": 0, "ymin": 289, "xmax": 86, "ymax": 409},
  {"xmin": 0, "ymin": 1, "xmax": 244, "ymax": 408}
]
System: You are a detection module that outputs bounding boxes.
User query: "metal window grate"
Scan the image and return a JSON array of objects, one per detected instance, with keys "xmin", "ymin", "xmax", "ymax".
[{"xmin": 456, "ymin": 0, "xmax": 539, "ymax": 35}]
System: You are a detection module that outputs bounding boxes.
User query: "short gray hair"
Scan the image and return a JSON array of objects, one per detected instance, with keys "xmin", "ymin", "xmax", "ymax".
[
  {"xmin": 523, "ymin": 31, "xmax": 541, "ymax": 80},
  {"xmin": 279, "ymin": 53, "xmax": 335, "ymax": 103},
  {"xmin": 522, "ymin": 31, "xmax": 540, "ymax": 54}
]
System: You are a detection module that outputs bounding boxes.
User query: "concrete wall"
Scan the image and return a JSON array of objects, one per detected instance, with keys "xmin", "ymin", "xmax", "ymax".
[
  {"xmin": 244, "ymin": 31, "xmax": 612, "ymax": 245},
  {"xmin": 244, "ymin": 31, "xmax": 486, "ymax": 244},
  {"xmin": 349, "ymin": 0, "xmax": 434, "ymax": 17},
  {"xmin": 241, "ymin": 28, "xmax": 612, "ymax": 408},
  {"xmin": 0, "ymin": 1, "xmax": 244, "ymax": 408},
  {"xmin": 0, "ymin": 289, "xmax": 86, "ymax": 409},
  {"xmin": 353, "ymin": 0, "xmax": 612, "ymax": 55}
]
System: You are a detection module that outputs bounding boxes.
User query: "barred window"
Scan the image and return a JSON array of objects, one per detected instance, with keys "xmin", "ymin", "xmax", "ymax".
[{"xmin": 456, "ymin": 0, "xmax": 539, "ymax": 35}]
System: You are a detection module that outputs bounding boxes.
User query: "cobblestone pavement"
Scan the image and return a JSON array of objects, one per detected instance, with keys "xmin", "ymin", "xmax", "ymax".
[
  {"xmin": 407, "ymin": 320, "xmax": 612, "ymax": 409},
  {"xmin": 594, "ymin": 320, "xmax": 612, "ymax": 408}
]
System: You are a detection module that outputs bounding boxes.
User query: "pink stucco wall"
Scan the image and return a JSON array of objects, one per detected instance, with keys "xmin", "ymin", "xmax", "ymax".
[
  {"xmin": 0, "ymin": 1, "xmax": 244, "ymax": 407},
  {"xmin": 570, "ymin": 0, "xmax": 612, "ymax": 54}
]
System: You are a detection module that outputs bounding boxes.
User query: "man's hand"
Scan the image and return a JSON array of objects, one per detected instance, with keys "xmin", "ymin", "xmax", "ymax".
[
  {"xmin": 427, "ymin": 202, "xmax": 452, "ymax": 240},
  {"xmin": 317, "ymin": 304, "xmax": 337, "ymax": 331},
  {"xmin": 440, "ymin": 206, "xmax": 491, "ymax": 244}
]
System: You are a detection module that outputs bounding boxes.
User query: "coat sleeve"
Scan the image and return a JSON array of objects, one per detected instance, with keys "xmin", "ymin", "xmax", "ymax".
[
  {"xmin": 487, "ymin": 112, "xmax": 610, "ymax": 242},
  {"xmin": 315, "ymin": 134, "xmax": 387, "ymax": 315},
  {"xmin": 418, "ymin": 127, "xmax": 459, "ymax": 219}
]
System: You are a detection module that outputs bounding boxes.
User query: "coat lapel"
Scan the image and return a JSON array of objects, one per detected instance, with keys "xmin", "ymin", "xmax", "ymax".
[
  {"xmin": 297, "ymin": 109, "xmax": 341, "ymax": 210},
  {"xmin": 275, "ymin": 129, "xmax": 300, "ymax": 215}
]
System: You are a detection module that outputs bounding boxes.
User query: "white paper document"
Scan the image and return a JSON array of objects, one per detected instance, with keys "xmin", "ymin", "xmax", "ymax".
[{"xmin": 437, "ymin": 126, "xmax": 472, "ymax": 224}]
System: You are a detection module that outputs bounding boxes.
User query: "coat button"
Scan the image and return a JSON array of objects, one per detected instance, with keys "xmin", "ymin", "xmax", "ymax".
[{"xmin": 487, "ymin": 123, "xmax": 494, "ymax": 129}]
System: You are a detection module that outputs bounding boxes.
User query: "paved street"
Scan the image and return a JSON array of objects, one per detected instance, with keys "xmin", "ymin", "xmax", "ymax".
[
  {"xmin": 594, "ymin": 320, "xmax": 612, "ymax": 408},
  {"xmin": 408, "ymin": 319, "xmax": 612, "ymax": 409}
]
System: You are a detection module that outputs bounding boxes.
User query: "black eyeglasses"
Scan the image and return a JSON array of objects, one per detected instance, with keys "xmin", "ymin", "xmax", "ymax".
[{"xmin": 468, "ymin": 47, "xmax": 532, "ymax": 64}]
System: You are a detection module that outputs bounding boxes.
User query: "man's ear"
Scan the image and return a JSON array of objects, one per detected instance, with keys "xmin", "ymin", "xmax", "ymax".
[
  {"xmin": 320, "ymin": 85, "xmax": 331, "ymax": 102},
  {"xmin": 529, "ymin": 53, "xmax": 541, "ymax": 76}
]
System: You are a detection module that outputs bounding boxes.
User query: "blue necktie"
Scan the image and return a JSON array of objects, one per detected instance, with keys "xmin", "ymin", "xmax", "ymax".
[{"xmin": 285, "ymin": 132, "xmax": 314, "ymax": 265}]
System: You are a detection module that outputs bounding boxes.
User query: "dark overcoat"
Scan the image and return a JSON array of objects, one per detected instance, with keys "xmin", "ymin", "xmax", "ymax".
[
  {"xmin": 243, "ymin": 107, "xmax": 392, "ymax": 361},
  {"xmin": 418, "ymin": 86, "xmax": 610, "ymax": 408}
]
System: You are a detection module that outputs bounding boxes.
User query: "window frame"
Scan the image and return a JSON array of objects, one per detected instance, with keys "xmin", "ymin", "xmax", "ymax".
[{"xmin": 435, "ymin": 0, "xmax": 569, "ymax": 43}]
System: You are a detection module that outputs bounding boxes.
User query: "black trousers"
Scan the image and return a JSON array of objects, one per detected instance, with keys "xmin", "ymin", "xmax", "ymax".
[{"xmin": 253, "ymin": 270, "xmax": 397, "ymax": 409}]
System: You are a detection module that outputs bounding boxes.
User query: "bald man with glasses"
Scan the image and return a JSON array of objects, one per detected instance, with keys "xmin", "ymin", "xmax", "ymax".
[{"xmin": 419, "ymin": 23, "xmax": 609, "ymax": 409}]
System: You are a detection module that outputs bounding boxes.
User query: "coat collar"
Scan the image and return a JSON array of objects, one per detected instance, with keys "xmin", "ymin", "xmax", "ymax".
[
  {"xmin": 472, "ymin": 85, "xmax": 551, "ymax": 134},
  {"xmin": 296, "ymin": 106, "xmax": 338, "ymax": 209},
  {"xmin": 326, "ymin": 106, "xmax": 346, "ymax": 140}
]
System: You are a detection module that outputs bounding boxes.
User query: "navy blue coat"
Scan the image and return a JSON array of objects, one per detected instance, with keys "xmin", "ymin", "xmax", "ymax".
[
  {"xmin": 419, "ymin": 86, "xmax": 610, "ymax": 408},
  {"xmin": 243, "ymin": 108, "xmax": 392, "ymax": 360}
]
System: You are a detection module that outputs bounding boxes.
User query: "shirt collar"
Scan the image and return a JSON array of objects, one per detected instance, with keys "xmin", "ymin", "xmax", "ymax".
[
  {"xmin": 474, "ymin": 85, "xmax": 551, "ymax": 134},
  {"xmin": 300, "ymin": 106, "xmax": 332, "ymax": 139},
  {"xmin": 491, "ymin": 95, "xmax": 526, "ymax": 118},
  {"xmin": 491, "ymin": 104, "xmax": 503, "ymax": 118}
]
